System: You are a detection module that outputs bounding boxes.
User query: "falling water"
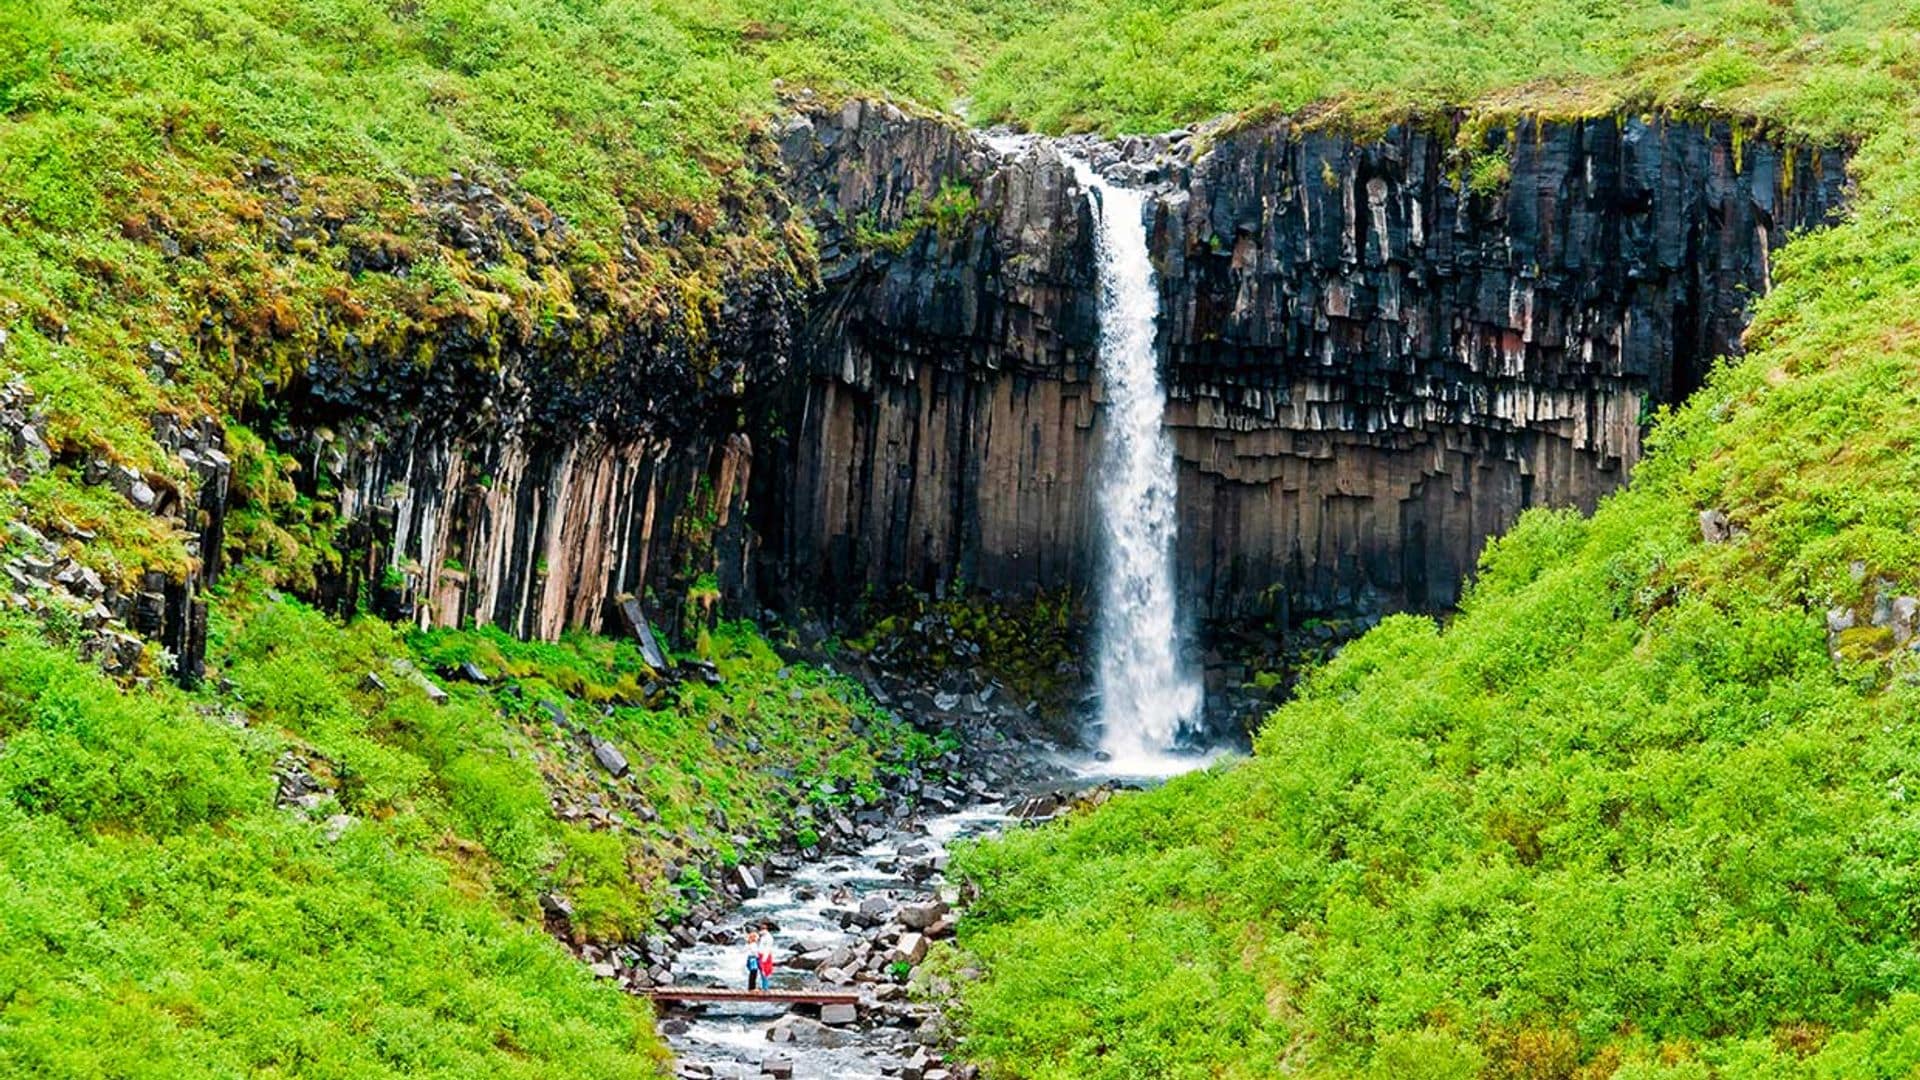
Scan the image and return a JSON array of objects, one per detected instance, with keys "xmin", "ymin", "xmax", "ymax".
[{"xmin": 1068, "ymin": 156, "xmax": 1204, "ymax": 770}]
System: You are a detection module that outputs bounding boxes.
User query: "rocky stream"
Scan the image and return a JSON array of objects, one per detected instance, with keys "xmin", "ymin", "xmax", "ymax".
[{"xmin": 632, "ymin": 726, "xmax": 1180, "ymax": 1080}]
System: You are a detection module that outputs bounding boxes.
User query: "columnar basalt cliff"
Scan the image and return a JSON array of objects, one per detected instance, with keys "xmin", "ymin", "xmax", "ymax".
[
  {"xmin": 763, "ymin": 108, "xmax": 1849, "ymax": 639},
  {"xmin": 254, "ymin": 175, "xmax": 806, "ymax": 646},
  {"xmin": 1146, "ymin": 117, "xmax": 1849, "ymax": 624},
  {"xmin": 153, "ymin": 101, "xmax": 1843, "ymax": 690},
  {"xmin": 754, "ymin": 103, "xmax": 1101, "ymax": 616}
]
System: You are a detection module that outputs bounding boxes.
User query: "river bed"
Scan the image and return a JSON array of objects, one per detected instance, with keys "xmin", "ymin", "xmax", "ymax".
[{"xmin": 658, "ymin": 803, "xmax": 1013, "ymax": 1079}]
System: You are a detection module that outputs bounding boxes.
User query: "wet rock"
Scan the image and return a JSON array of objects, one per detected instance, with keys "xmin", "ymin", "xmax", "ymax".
[
  {"xmin": 766, "ymin": 1016, "xmax": 856, "ymax": 1048},
  {"xmin": 731, "ymin": 864, "xmax": 761, "ymax": 898},
  {"xmin": 819, "ymin": 1002, "xmax": 859, "ymax": 1025}
]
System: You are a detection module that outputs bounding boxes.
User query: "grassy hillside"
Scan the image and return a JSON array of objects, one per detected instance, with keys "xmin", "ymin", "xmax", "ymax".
[
  {"xmin": 0, "ymin": 566, "xmax": 938, "ymax": 1074},
  {"xmin": 0, "ymin": 0, "xmax": 1036, "ymax": 584},
  {"xmin": 966, "ymin": 0, "xmax": 1913, "ymax": 138},
  {"xmin": 948, "ymin": 88, "xmax": 1920, "ymax": 1080}
]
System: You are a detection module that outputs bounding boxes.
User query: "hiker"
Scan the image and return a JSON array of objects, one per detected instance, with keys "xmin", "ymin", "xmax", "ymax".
[
  {"xmin": 744, "ymin": 929, "xmax": 762, "ymax": 991},
  {"xmin": 756, "ymin": 927, "xmax": 776, "ymax": 989}
]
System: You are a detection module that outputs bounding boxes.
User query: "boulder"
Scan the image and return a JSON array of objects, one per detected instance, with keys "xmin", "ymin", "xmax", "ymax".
[
  {"xmin": 898, "ymin": 900, "xmax": 949, "ymax": 931},
  {"xmin": 590, "ymin": 738, "xmax": 630, "ymax": 778},
  {"xmin": 819, "ymin": 1002, "xmax": 859, "ymax": 1025},
  {"xmin": 616, "ymin": 594, "xmax": 671, "ymax": 670},
  {"xmin": 767, "ymin": 1016, "xmax": 855, "ymax": 1048},
  {"xmin": 893, "ymin": 932, "xmax": 927, "ymax": 965},
  {"xmin": 391, "ymin": 659, "xmax": 449, "ymax": 704},
  {"xmin": 1892, "ymin": 596, "xmax": 1920, "ymax": 646},
  {"xmin": 1698, "ymin": 508, "xmax": 1731, "ymax": 543},
  {"xmin": 732, "ymin": 864, "xmax": 760, "ymax": 898}
]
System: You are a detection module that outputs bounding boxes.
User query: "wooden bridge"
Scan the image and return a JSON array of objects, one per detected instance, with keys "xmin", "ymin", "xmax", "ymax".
[{"xmin": 642, "ymin": 987, "xmax": 862, "ymax": 1006}]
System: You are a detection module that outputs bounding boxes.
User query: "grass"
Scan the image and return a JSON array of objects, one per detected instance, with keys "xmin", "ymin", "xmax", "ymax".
[
  {"xmin": 0, "ymin": 616, "xmax": 666, "ymax": 1077},
  {"xmin": 964, "ymin": 0, "xmax": 1917, "ymax": 139},
  {"xmin": 0, "ymin": 0, "xmax": 1025, "ymax": 583},
  {"xmin": 0, "ymin": 559, "xmax": 941, "ymax": 1073}
]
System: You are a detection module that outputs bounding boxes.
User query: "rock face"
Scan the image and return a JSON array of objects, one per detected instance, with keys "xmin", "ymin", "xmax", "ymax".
[
  {"xmin": 189, "ymin": 100, "xmax": 1844, "ymax": 684},
  {"xmin": 760, "ymin": 107, "xmax": 1849, "ymax": 633},
  {"xmin": 755, "ymin": 101, "xmax": 1101, "ymax": 614},
  {"xmin": 256, "ymin": 175, "xmax": 803, "ymax": 645},
  {"xmin": 1147, "ymin": 116, "xmax": 1848, "ymax": 622}
]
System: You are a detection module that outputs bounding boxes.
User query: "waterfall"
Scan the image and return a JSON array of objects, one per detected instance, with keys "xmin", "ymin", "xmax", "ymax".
[{"xmin": 1068, "ymin": 156, "xmax": 1204, "ymax": 768}]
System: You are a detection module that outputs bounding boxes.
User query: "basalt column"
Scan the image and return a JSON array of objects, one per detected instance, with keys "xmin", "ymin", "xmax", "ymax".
[
  {"xmin": 769, "ymin": 108, "xmax": 1849, "ymax": 638},
  {"xmin": 1147, "ymin": 115, "xmax": 1849, "ymax": 629},
  {"xmin": 759, "ymin": 103, "xmax": 1102, "ymax": 617}
]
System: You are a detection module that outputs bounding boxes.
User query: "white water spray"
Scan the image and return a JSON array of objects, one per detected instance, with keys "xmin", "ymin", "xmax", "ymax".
[{"xmin": 1068, "ymin": 156, "xmax": 1204, "ymax": 770}]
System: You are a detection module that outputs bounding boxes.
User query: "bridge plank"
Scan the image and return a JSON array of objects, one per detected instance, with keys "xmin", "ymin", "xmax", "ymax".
[{"xmin": 643, "ymin": 987, "xmax": 862, "ymax": 1005}]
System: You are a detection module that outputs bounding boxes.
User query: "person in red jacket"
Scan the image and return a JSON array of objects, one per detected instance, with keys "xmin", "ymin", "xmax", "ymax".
[{"xmin": 756, "ymin": 927, "xmax": 776, "ymax": 988}]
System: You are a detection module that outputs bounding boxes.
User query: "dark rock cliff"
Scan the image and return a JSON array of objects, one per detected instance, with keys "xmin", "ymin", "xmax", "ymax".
[
  {"xmin": 249, "ymin": 176, "xmax": 804, "ymax": 646},
  {"xmin": 762, "ymin": 107, "xmax": 1849, "ymax": 644},
  {"xmin": 131, "ymin": 99, "xmax": 1844, "ymax": 696},
  {"xmin": 1148, "ymin": 117, "xmax": 1848, "ymax": 625},
  {"xmin": 753, "ymin": 101, "xmax": 1100, "ymax": 617}
]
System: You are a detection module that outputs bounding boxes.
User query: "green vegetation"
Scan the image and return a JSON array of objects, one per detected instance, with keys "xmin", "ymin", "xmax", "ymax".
[
  {"xmin": 966, "ymin": 0, "xmax": 1914, "ymax": 138},
  {"xmin": 853, "ymin": 178, "xmax": 983, "ymax": 253},
  {"xmin": 0, "ymin": 561, "xmax": 935, "ymax": 1072},
  {"xmin": 9, "ymin": 0, "xmax": 1920, "ymax": 1076},
  {"xmin": 404, "ymin": 616, "xmax": 946, "ymax": 932},
  {"xmin": 0, "ymin": 0, "xmax": 1027, "ymax": 584},
  {"xmin": 0, "ymin": 612, "xmax": 665, "ymax": 1077},
  {"xmin": 846, "ymin": 588, "xmax": 1083, "ymax": 724}
]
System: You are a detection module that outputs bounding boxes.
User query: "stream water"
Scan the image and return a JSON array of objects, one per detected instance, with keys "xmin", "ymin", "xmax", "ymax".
[
  {"xmin": 659, "ymin": 804, "xmax": 1014, "ymax": 1079},
  {"xmin": 654, "ymin": 143, "xmax": 1222, "ymax": 1080}
]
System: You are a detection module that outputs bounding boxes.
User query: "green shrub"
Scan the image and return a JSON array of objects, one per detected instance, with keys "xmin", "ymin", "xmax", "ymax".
[{"xmin": 0, "ymin": 623, "xmax": 266, "ymax": 831}]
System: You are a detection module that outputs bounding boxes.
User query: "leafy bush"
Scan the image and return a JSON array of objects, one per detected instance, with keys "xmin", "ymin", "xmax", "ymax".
[{"xmin": 0, "ymin": 622, "xmax": 266, "ymax": 831}]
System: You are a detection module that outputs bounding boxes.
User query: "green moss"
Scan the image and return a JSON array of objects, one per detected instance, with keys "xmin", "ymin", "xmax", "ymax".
[
  {"xmin": 1837, "ymin": 625, "xmax": 1897, "ymax": 663},
  {"xmin": 1465, "ymin": 151, "xmax": 1512, "ymax": 196}
]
